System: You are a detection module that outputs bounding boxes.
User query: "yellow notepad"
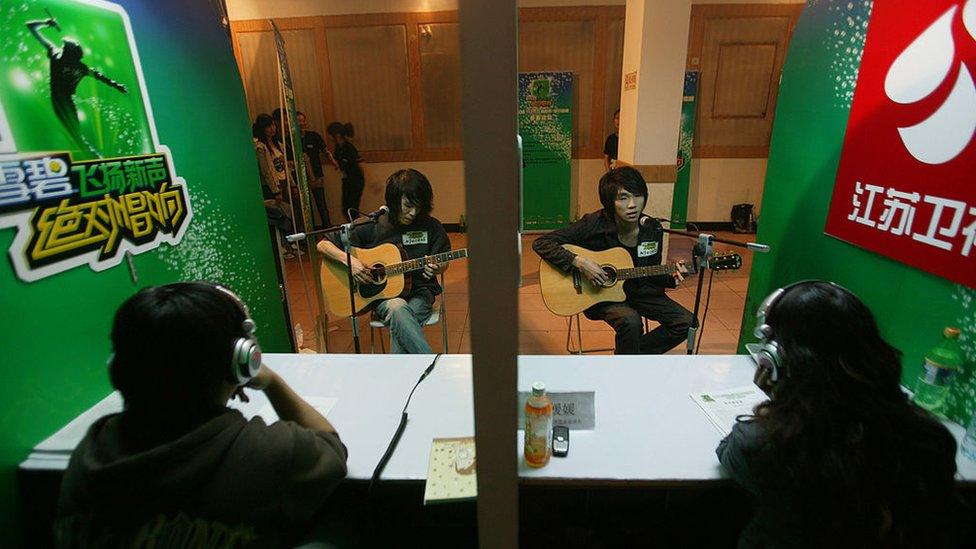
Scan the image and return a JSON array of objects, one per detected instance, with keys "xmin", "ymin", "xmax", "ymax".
[{"xmin": 424, "ymin": 437, "xmax": 478, "ymax": 504}]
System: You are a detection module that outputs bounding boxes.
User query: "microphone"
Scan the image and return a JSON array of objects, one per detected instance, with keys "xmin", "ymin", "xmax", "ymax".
[
  {"xmin": 285, "ymin": 232, "xmax": 306, "ymax": 243},
  {"xmin": 363, "ymin": 205, "xmax": 389, "ymax": 219},
  {"xmin": 746, "ymin": 242, "xmax": 770, "ymax": 253}
]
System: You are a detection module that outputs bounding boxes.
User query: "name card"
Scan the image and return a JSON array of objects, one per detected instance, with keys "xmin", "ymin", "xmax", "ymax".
[{"xmin": 517, "ymin": 391, "xmax": 595, "ymax": 430}]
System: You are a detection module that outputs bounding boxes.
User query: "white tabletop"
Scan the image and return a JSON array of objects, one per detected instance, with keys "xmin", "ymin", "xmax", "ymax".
[{"xmin": 21, "ymin": 353, "xmax": 976, "ymax": 485}]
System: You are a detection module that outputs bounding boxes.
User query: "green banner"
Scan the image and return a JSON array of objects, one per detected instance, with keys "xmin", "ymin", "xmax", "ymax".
[
  {"xmin": 519, "ymin": 72, "xmax": 572, "ymax": 231},
  {"xmin": 0, "ymin": 0, "xmax": 289, "ymax": 536},
  {"xmin": 670, "ymin": 71, "xmax": 698, "ymax": 230}
]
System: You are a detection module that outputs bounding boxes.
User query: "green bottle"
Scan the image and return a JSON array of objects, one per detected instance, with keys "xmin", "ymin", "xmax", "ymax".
[{"xmin": 913, "ymin": 327, "xmax": 963, "ymax": 416}]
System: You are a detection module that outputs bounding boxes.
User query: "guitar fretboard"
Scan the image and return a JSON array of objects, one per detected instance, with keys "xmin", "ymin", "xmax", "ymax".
[
  {"xmin": 616, "ymin": 264, "xmax": 678, "ymax": 280},
  {"xmin": 385, "ymin": 248, "xmax": 469, "ymax": 276}
]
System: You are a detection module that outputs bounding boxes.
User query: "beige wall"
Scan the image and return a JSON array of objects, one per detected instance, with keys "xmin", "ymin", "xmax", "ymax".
[{"xmin": 687, "ymin": 158, "xmax": 767, "ymax": 221}]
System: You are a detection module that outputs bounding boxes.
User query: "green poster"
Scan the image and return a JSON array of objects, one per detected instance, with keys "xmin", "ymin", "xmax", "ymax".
[
  {"xmin": 0, "ymin": 0, "xmax": 289, "ymax": 536},
  {"xmin": 519, "ymin": 71, "xmax": 572, "ymax": 231},
  {"xmin": 670, "ymin": 71, "xmax": 698, "ymax": 230}
]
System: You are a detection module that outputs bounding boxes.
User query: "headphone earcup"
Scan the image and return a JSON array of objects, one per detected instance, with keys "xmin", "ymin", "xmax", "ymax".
[
  {"xmin": 756, "ymin": 341, "xmax": 782, "ymax": 382},
  {"xmin": 230, "ymin": 337, "xmax": 262, "ymax": 385}
]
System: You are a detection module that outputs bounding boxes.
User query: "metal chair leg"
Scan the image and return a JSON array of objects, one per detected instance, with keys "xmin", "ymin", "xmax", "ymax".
[{"xmin": 566, "ymin": 313, "xmax": 615, "ymax": 355}]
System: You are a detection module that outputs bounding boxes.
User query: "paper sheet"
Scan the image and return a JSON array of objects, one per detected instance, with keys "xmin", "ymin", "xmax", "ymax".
[{"xmin": 690, "ymin": 385, "xmax": 768, "ymax": 436}]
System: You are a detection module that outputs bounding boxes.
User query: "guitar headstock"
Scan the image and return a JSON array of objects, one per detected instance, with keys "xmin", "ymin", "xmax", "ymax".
[{"xmin": 710, "ymin": 252, "xmax": 742, "ymax": 271}]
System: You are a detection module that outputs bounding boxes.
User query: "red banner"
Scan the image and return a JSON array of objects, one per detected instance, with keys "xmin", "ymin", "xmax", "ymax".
[{"xmin": 824, "ymin": 0, "xmax": 976, "ymax": 288}]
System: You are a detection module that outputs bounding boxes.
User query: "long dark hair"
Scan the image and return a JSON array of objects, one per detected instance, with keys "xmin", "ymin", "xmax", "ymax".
[
  {"xmin": 751, "ymin": 281, "xmax": 958, "ymax": 546},
  {"xmin": 251, "ymin": 113, "xmax": 276, "ymax": 149},
  {"xmin": 385, "ymin": 169, "xmax": 433, "ymax": 226}
]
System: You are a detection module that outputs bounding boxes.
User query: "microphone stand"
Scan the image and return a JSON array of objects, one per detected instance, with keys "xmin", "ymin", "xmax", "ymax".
[
  {"xmin": 655, "ymin": 223, "xmax": 769, "ymax": 355},
  {"xmin": 286, "ymin": 215, "xmax": 379, "ymax": 354}
]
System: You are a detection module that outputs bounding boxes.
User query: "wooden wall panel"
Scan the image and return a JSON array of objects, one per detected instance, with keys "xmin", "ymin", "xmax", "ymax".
[{"xmin": 689, "ymin": 4, "xmax": 803, "ymax": 158}]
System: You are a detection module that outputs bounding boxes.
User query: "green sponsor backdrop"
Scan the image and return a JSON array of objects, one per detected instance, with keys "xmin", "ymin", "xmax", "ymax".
[
  {"xmin": 670, "ymin": 71, "xmax": 699, "ymax": 230},
  {"xmin": 739, "ymin": 0, "xmax": 974, "ymax": 424},
  {"xmin": 0, "ymin": 0, "xmax": 289, "ymax": 538},
  {"xmin": 519, "ymin": 71, "xmax": 572, "ymax": 231}
]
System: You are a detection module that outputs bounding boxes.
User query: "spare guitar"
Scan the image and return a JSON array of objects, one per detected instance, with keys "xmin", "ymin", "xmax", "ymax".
[
  {"xmin": 539, "ymin": 244, "xmax": 742, "ymax": 316},
  {"xmin": 320, "ymin": 243, "xmax": 469, "ymax": 317}
]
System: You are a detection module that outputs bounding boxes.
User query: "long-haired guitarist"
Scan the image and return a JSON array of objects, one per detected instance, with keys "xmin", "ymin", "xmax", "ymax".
[
  {"xmin": 316, "ymin": 169, "xmax": 451, "ymax": 353},
  {"xmin": 533, "ymin": 167, "xmax": 692, "ymax": 354}
]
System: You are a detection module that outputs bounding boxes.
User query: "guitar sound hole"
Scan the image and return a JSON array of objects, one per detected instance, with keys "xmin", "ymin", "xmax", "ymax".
[
  {"xmin": 600, "ymin": 265, "xmax": 618, "ymax": 287},
  {"xmin": 370, "ymin": 264, "xmax": 388, "ymax": 284}
]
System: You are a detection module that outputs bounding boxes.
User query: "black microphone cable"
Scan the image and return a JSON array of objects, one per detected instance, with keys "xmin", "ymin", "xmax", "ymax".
[{"xmin": 369, "ymin": 353, "xmax": 443, "ymax": 499}]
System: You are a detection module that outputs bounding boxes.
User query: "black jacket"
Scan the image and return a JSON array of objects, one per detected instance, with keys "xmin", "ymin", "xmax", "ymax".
[{"xmin": 532, "ymin": 210, "xmax": 676, "ymax": 296}]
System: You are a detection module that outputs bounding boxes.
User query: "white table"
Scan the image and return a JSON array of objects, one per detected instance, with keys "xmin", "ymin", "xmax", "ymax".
[{"xmin": 21, "ymin": 354, "xmax": 976, "ymax": 485}]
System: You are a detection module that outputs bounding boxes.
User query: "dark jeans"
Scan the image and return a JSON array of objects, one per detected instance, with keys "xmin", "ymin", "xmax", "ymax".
[
  {"xmin": 311, "ymin": 185, "xmax": 331, "ymax": 229},
  {"xmin": 584, "ymin": 292, "xmax": 693, "ymax": 354},
  {"xmin": 341, "ymin": 178, "xmax": 365, "ymax": 221}
]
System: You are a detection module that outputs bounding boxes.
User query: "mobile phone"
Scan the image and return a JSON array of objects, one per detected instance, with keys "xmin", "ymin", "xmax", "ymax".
[{"xmin": 552, "ymin": 425, "xmax": 569, "ymax": 457}]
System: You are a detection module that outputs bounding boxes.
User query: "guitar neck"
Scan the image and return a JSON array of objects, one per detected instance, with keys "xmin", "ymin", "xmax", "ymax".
[
  {"xmin": 385, "ymin": 248, "xmax": 469, "ymax": 276},
  {"xmin": 616, "ymin": 264, "xmax": 677, "ymax": 280}
]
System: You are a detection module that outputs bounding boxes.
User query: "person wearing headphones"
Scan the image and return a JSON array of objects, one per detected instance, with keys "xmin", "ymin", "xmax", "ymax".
[
  {"xmin": 55, "ymin": 282, "xmax": 347, "ymax": 547},
  {"xmin": 718, "ymin": 281, "xmax": 962, "ymax": 548}
]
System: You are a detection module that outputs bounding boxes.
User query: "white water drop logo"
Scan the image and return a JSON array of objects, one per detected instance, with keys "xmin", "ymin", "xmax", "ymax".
[{"xmin": 884, "ymin": 1, "xmax": 976, "ymax": 165}]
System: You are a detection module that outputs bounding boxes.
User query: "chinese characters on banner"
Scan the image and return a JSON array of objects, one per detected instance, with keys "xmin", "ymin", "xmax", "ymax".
[{"xmin": 824, "ymin": 0, "xmax": 975, "ymax": 288}]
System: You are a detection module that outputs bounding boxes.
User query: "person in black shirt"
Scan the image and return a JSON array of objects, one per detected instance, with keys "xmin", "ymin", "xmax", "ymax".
[
  {"xmin": 718, "ymin": 281, "xmax": 962, "ymax": 548},
  {"xmin": 317, "ymin": 169, "xmax": 449, "ymax": 354},
  {"xmin": 602, "ymin": 108, "xmax": 620, "ymax": 172},
  {"xmin": 533, "ymin": 167, "xmax": 692, "ymax": 354},
  {"xmin": 326, "ymin": 122, "xmax": 366, "ymax": 220},
  {"xmin": 298, "ymin": 112, "xmax": 331, "ymax": 229}
]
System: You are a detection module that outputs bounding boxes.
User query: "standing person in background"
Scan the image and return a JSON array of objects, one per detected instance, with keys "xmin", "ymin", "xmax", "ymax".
[
  {"xmin": 718, "ymin": 281, "xmax": 964, "ymax": 548},
  {"xmin": 298, "ymin": 111, "xmax": 331, "ymax": 230},
  {"xmin": 603, "ymin": 108, "xmax": 620, "ymax": 172},
  {"xmin": 326, "ymin": 122, "xmax": 366, "ymax": 220},
  {"xmin": 253, "ymin": 114, "xmax": 296, "ymax": 258},
  {"xmin": 253, "ymin": 114, "xmax": 287, "ymax": 200}
]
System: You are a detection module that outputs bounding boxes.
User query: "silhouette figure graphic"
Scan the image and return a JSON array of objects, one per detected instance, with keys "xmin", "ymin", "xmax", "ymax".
[{"xmin": 28, "ymin": 13, "xmax": 128, "ymax": 157}]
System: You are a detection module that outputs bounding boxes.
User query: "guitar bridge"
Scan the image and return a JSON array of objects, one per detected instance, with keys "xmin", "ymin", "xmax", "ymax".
[{"xmin": 572, "ymin": 269, "xmax": 583, "ymax": 295}]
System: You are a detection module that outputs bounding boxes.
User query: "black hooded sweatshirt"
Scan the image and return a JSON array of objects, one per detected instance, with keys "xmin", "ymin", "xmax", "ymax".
[{"xmin": 55, "ymin": 408, "xmax": 348, "ymax": 548}]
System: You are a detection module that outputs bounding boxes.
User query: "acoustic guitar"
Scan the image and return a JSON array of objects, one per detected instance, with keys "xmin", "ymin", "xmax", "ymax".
[
  {"xmin": 320, "ymin": 243, "xmax": 468, "ymax": 317},
  {"xmin": 539, "ymin": 244, "xmax": 742, "ymax": 316}
]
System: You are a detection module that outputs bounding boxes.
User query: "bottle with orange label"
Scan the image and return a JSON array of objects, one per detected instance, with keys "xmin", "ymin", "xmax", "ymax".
[{"xmin": 524, "ymin": 381, "xmax": 553, "ymax": 468}]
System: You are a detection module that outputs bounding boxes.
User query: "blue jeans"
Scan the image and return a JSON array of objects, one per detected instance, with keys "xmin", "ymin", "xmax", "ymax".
[{"xmin": 373, "ymin": 292, "xmax": 434, "ymax": 354}]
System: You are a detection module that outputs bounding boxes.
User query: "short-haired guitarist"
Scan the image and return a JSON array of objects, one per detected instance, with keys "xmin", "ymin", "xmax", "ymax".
[{"xmin": 533, "ymin": 167, "xmax": 693, "ymax": 354}]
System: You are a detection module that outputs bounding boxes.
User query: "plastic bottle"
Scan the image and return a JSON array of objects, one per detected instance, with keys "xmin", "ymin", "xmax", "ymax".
[
  {"xmin": 913, "ymin": 327, "xmax": 963, "ymax": 416},
  {"xmin": 524, "ymin": 381, "xmax": 553, "ymax": 468}
]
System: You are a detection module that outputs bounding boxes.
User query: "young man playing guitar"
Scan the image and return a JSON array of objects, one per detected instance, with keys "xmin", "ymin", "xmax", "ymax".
[
  {"xmin": 533, "ymin": 167, "xmax": 693, "ymax": 354},
  {"xmin": 317, "ymin": 169, "xmax": 450, "ymax": 354}
]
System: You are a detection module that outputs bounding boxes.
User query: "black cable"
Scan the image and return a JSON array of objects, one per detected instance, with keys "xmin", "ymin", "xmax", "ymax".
[
  {"xmin": 369, "ymin": 354, "xmax": 443, "ymax": 498},
  {"xmin": 695, "ymin": 268, "xmax": 715, "ymax": 355}
]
